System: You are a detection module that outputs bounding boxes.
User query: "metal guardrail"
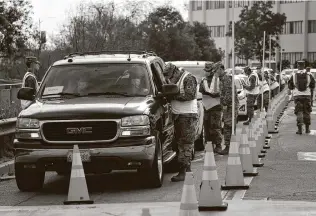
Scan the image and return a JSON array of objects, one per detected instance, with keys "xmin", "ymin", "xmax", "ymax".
[{"xmin": 0, "ymin": 83, "xmax": 22, "ymax": 137}]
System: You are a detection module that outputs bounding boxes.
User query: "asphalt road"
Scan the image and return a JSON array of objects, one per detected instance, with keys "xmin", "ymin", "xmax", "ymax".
[
  {"xmin": 1, "ymin": 101, "xmax": 315, "ymax": 206},
  {"xmin": 0, "ymin": 151, "xmax": 230, "ymax": 206},
  {"xmin": 244, "ymin": 103, "xmax": 316, "ymax": 201}
]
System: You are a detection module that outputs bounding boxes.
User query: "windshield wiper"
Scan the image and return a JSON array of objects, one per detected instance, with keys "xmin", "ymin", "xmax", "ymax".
[
  {"xmin": 42, "ymin": 92, "xmax": 81, "ymax": 98},
  {"xmin": 87, "ymin": 92, "xmax": 131, "ymax": 97}
]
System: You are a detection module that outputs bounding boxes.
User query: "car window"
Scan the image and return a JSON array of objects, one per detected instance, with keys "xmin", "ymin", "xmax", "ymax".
[
  {"xmin": 38, "ymin": 63, "xmax": 151, "ymax": 98},
  {"xmin": 154, "ymin": 62, "xmax": 167, "ymax": 85}
]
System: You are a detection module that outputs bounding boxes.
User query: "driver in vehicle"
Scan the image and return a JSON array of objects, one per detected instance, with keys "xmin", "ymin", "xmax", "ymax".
[{"xmin": 120, "ymin": 67, "xmax": 149, "ymax": 95}]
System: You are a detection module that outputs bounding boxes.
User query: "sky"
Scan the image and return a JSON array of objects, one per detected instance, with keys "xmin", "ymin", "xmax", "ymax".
[{"xmin": 29, "ymin": 0, "xmax": 188, "ymax": 44}]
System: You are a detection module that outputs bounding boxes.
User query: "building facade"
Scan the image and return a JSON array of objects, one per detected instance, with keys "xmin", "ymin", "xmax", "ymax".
[{"xmin": 188, "ymin": 0, "xmax": 316, "ymax": 68}]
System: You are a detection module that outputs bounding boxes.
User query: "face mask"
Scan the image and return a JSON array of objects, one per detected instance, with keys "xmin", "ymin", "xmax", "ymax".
[
  {"xmin": 78, "ymin": 81, "xmax": 87, "ymax": 91},
  {"xmin": 132, "ymin": 79, "xmax": 141, "ymax": 87}
]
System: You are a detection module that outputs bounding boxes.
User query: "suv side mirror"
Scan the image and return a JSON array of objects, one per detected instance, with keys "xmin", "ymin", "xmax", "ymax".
[
  {"xmin": 17, "ymin": 87, "xmax": 35, "ymax": 101},
  {"xmin": 162, "ymin": 84, "xmax": 179, "ymax": 96}
]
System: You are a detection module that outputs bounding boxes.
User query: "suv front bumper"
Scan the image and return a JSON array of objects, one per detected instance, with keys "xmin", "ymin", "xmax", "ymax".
[{"xmin": 14, "ymin": 136, "xmax": 156, "ymax": 173}]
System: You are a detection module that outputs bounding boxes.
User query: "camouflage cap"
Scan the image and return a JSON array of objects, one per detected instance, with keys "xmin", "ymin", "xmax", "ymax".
[
  {"xmin": 244, "ymin": 66, "xmax": 251, "ymax": 73},
  {"xmin": 212, "ymin": 61, "xmax": 224, "ymax": 72},
  {"xmin": 163, "ymin": 62, "xmax": 178, "ymax": 76},
  {"xmin": 203, "ymin": 61, "xmax": 214, "ymax": 72}
]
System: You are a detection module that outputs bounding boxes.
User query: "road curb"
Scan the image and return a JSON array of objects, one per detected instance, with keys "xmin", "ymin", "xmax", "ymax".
[{"xmin": 0, "ymin": 160, "xmax": 14, "ymax": 177}]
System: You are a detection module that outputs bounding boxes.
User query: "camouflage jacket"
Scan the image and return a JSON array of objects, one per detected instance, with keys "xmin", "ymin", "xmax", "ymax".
[
  {"xmin": 199, "ymin": 74, "xmax": 220, "ymax": 98},
  {"xmin": 172, "ymin": 73, "xmax": 198, "ymax": 101},
  {"xmin": 219, "ymin": 73, "xmax": 239, "ymax": 109},
  {"xmin": 244, "ymin": 74, "xmax": 256, "ymax": 91}
]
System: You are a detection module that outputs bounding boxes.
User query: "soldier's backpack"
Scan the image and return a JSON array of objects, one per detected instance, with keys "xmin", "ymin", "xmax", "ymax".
[{"xmin": 294, "ymin": 72, "xmax": 310, "ymax": 92}]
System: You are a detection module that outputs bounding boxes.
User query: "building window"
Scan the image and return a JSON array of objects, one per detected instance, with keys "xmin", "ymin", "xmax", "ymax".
[
  {"xmin": 208, "ymin": 26, "xmax": 225, "ymax": 38},
  {"xmin": 206, "ymin": 1, "xmax": 225, "ymax": 9},
  {"xmin": 280, "ymin": 0, "xmax": 304, "ymax": 3},
  {"xmin": 228, "ymin": 0, "xmax": 253, "ymax": 8},
  {"xmin": 308, "ymin": 20, "xmax": 316, "ymax": 33},
  {"xmin": 192, "ymin": 1, "xmax": 202, "ymax": 11},
  {"xmin": 282, "ymin": 52, "xmax": 303, "ymax": 64},
  {"xmin": 308, "ymin": 52, "xmax": 316, "ymax": 62},
  {"xmin": 282, "ymin": 21, "xmax": 303, "ymax": 34}
]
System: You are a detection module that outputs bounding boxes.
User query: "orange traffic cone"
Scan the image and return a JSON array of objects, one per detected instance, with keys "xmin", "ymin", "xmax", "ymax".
[
  {"xmin": 199, "ymin": 142, "xmax": 228, "ymax": 211},
  {"xmin": 179, "ymin": 172, "xmax": 200, "ymax": 216},
  {"xmin": 221, "ymin": 135, "xmax": 249, "ymax": 190},
  {"xmin": 239, "ymin": 126, "xmax": 258, "ymax": 177},
  {"xmin": 64, "ymin": 145, "xmax": 93, "ymax": 205},
  {"xmin": 248, "ymin": 123, "xmax": 264, "ymax": 167}
]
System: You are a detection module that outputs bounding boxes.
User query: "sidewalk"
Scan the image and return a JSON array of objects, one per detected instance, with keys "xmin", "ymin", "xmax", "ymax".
[{"xmin": 0, "ymin": 200, "xmax": 316, "ymax": 215}]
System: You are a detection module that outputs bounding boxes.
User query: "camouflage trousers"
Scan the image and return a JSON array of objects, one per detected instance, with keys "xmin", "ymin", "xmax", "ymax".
[
  {"xmin": 223, "ymin": 106, "xmax": 238, "ymax": 147},
  {"xmin": 247, "ymin": 94, "xmax": 258, "ymax": 119},
  {"xmin": 257, "ymin": 91, "xmax": 269, "ymax": 112},
  {"xmin": 294, "ymin": 96, "xmax": 312, "ymax": 126},
  {"xmin": 174, "ymin": 114, "xmax": 198, "ymax": 167},
  {"xmin": 204, "ymin": 108, "xmax": 223, "ymax": 148}
]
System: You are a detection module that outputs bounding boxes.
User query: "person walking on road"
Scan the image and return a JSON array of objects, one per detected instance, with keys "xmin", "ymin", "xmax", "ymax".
[
  {"xmin": 288, "ymin": 60, "xmax": 315, "ymax": 134},
  {"xmin": 213, "ymin": 62, "xmax": 239, "ymax": 155},
  {"xmin": 21, "ymin": 56, "xmax": 40, "ymax": 109},
  {"xmin": 242, "ymin": 66, "xmax": 260, "ymax": 125},
  {"xmin": 163, "ymin": 63, "xmax": 198, "ymax": 182},
  {"xmin": 199, "ymin": 61, "xmax": 223, "ymax": 154}
]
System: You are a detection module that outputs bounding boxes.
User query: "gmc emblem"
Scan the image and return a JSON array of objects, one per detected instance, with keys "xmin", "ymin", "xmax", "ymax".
[{"xmin": 66, "ymin": 127, "xmax": 92, "ymax": 135}]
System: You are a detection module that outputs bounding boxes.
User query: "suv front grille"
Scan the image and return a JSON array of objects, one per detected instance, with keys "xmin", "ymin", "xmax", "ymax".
[{"xmin": 42, "ymin": 121, "xmax": 118, "ymax": 142}]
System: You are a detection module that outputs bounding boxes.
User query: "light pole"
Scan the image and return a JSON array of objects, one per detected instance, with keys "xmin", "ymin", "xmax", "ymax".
[
  {"xmin": 231, "ymin": 2, "xmax": 235, "ymax": 135},
  {"xmin": 261, "ymin": 31, "xmax": 266, "ymax": 111},
  {"xmin": 279, "ymin": 48, "xmax": 285, "ymax": 93}
]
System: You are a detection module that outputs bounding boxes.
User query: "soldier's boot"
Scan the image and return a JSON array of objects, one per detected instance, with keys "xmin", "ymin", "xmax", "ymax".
[
  {"xmin": 243, "ymin": 117, "xmax": 251, "ymax": 125},
  {"xmin": 218, "ymin": 146, "xmax": 229, "ymax": 155},
  {"xmin": 296, "ymin": 125, "xmax": 302, "ymax": 135},
  {"xmin": 171, "ymin": 165, "xmax": 186, "ymax": 182},
  {"xmin": 306, "ymin": 125, "xmax": 311, "ymax": 134}
]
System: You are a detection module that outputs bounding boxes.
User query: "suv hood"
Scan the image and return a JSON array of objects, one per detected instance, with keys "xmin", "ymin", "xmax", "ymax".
[{"xmin": 19, "ymin": 96, "xmax": 154, "ymax": 120}]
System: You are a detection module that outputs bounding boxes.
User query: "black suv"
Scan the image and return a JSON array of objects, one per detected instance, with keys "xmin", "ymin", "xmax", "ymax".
[{"xmin": 15, "ymin": 51, "xmax": 179, "ymax": 191}]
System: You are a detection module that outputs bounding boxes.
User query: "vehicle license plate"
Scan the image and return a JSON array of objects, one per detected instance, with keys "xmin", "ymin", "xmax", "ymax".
[{"xmin": 67, "ymin": 150, "xmax": 91, "ymax": 162}]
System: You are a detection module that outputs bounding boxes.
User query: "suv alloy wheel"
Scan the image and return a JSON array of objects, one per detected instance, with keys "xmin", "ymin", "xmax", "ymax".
[{"xmin": 138, "ymin": 130, "xmax": 164, "ymax": 188}]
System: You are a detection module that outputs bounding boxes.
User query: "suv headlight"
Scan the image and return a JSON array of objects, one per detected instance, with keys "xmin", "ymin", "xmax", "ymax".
[
  {"xmin": 121, "ymin": 115, "xmax": 150, "ymax": 127},
  {"xmin": 16, "ymin": 118, "xmax": 40, "ymax": 129}
]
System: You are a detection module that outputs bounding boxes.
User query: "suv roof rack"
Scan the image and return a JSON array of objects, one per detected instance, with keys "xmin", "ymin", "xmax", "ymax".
[{"xmin": 63, "ymin": 50, "xmax": 157, "ymax": 60}]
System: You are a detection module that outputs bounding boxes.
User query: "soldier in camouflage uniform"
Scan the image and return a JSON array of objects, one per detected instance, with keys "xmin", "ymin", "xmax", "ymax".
[
  {"xmin": 257, "ymin": 71, "xmax": 270, "ymax": 112},
  {"xmin": 199, "ymin": 61, "xmax": 223, "ymax": 153},
  {"xmin": 242, "ymin": 66, "xmax": 260, "ymax": 125},
  {"xmin": 213, "ymin": 62, "xmax": 238, "ymax": 155},
  {"xmin": 163, "ymin": 63, "xmax": 198, "ymax": 182},
  {"xmin": 288, "ymin": 61, "xmax": 315, "ymax": 134}
]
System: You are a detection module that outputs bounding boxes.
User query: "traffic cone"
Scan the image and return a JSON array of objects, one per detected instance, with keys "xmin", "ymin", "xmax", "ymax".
[
  {"xmin": 221, "ymin": 135, "xmax": 249, "ymax": 190},
  {"xmin": 199, "ymin": 142, "xmax": 228, "ymax": 211},
  {"xmin": 239, "ymin": 126, "xmax": 258, "ymax": 177},
  {"xmin": 64, "ymin": 145, "xmax": 93, "ymax": 205},
  {"xmin": 141, "ymin": 208, "xmax": 152, "ymax": 216},
  {"xmin": 179, "ymin": 172, "xmax": 199, "ymax": 216},
  {"xmin": 248, "ymin": 123, "xmax": 264, "ymax": 167}
]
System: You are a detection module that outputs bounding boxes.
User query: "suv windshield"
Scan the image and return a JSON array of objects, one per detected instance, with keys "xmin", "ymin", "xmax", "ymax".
[{"xmin": 38, "ymin": 63, "xmax": 151, "ymax": 98}]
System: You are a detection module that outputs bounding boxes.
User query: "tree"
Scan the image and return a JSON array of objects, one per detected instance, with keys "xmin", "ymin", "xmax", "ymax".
[
  {"xmin": 141, "ymin": 6, "xmax": 198, "ymax": 61},
  {"xmin": 227, "ymin": 1, "xmax": 286, "ymax": 64},
  {"xmin": 0, "ymin": 0, "xmax": 32, "ymax": 57},
  {"xmin": 189, "ymin": 21, "xmax": 221, "ymax": 62}
]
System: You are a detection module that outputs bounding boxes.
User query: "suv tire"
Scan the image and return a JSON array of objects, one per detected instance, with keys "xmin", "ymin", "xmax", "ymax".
[
  {"xmin": 138, "ymin": 130, "xmax": 164, "ymax": 188},
  {"xmin": 15, "ymin": 164, "xmax": 45, "ymax": 192},
  {"xmin": 195, "ymin": 127, "xmax": 205, "ymax": 151}
]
